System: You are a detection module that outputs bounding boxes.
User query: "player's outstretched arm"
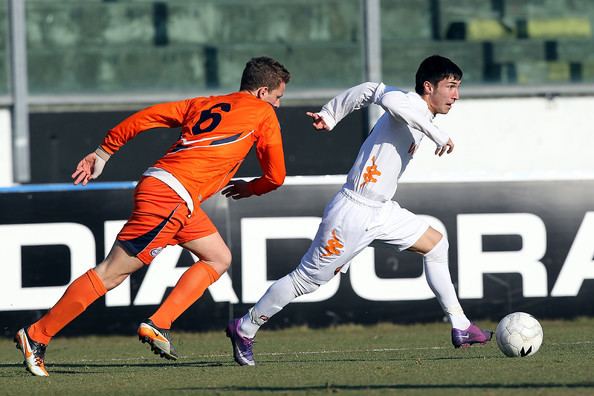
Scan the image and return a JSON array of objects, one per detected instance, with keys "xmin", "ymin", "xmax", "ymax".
[
  {"xmin": 314, "ymin": 82, "xmax": 385, "ymax": 130},
  {"xmin": 71, "ymin": 148, "xmax": 110, "ymax": 185}
]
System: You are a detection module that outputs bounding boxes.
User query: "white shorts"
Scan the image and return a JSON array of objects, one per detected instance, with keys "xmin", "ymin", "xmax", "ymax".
[{"xmin": 296, "ymin": 188, "xmax": 429, "ymax": 284}]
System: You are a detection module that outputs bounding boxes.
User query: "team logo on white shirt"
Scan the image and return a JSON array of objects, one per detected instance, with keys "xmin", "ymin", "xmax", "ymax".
[{"xmin": 359, "ymin": 156, "xmax": 381, "ymax": 189}]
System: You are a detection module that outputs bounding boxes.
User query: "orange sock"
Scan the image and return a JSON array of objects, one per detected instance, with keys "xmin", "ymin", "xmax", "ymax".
[
  {"xmin": 149, "ymin": 262, "xmax": 221, "ymax": 329},
  {"xmin": 28, "ymin": 269, "xmax": 107, "ymax": 345}
]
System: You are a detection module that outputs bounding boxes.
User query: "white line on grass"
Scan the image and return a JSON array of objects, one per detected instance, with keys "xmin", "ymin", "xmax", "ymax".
[{"xmin": 71, "ymin": 340, "xmax": 593, "ymax": 364}]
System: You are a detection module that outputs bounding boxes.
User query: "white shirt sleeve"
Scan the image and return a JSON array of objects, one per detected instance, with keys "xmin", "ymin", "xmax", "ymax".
[
  {"xmin": 317, "ymin": 82, "xmax": 450, "ymax": 147},
  {"xmin": 317, "ymin": 82, "xmax": 386, "ymax": 130},
  {"xmin": 379, "ymin": 90, "xmax": 450, "ymax": 147}
]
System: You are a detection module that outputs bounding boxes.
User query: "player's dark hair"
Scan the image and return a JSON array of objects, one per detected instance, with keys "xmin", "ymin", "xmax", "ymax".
[
  {"xmin": 240, "ymin": 56, "xmax": 291, "ymax": 91},
  {"xmin": 415, "ymin": 55, "xmax": 462, "ymax": 95}
]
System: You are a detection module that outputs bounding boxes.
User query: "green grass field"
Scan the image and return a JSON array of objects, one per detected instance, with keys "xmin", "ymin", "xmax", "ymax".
[{"xmin": 1, "ymin": 318, "xmax": 593, "ymax": 395}]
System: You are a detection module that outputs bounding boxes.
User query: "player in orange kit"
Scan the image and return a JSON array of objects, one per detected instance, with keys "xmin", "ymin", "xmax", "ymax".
[{"xmin": 14, "ymin": 56, "xmax": 290, "ymax": 376}]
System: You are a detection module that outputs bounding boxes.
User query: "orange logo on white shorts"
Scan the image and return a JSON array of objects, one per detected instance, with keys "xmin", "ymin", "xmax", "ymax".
[{"xmin": 321, "ymin": 229, "xmax": 343, "ymax": 257}]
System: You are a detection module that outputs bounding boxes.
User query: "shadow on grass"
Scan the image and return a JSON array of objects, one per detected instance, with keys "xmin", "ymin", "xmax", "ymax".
[
  {"xmin": 0, "ymin": 361, "xmax": 224, "ymax": 369},
  {"xmin": 173, "ymin": 382, "xmax": 594, "ymax": 392},
  {"xmin": 0, "ymin": 360, "xmax": 226, "ymax": 376},
  {"xmin": 0, "ymin": 354, "xmax": 491, "ymax": 374}
]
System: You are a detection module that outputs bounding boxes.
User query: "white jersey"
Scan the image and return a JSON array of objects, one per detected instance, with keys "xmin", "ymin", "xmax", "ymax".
[{"xmin": 318, "ymin": 82, "xmax": 450, "ymax": 202}]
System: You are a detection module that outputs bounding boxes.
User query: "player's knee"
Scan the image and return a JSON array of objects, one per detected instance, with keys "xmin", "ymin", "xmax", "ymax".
[
  {"xmin": 424, "ymin": 236, "xmax": 449, "ymax": 262},
  {"xmin": 222, "ymin": 248, "xmax": 232, "ymax": 271},
  {"xmin": 289, "ymin": 269, "xmax": 320, "ymax": 296},
  {"xmin": 210, "ymin": 248, "xmax": 232, "ymax": 275}
]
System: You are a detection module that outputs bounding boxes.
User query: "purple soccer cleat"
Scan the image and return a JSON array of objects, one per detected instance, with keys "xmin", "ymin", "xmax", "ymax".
[
  {"xmin": 451, "ymin": 323, "xmax": 493, "ymax": 348},
  {"xmin": 226, "ymin": 318, "xmax": 255, "ymax": 366}
]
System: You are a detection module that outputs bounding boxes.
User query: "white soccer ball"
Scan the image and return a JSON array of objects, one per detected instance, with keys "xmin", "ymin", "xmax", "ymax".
[{"xmin": 495, "ymin": 312, "xmax": 543, "ymax": 357}]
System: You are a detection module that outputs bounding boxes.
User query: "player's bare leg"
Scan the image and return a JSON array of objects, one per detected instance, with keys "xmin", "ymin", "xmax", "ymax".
[{"xmin": 94, "ymin": 242, "xmax": 145, "ymax": 289}]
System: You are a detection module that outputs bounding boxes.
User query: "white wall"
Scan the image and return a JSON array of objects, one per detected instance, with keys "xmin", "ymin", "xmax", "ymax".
[
  {"xmin": 399, "ymin": 96, "xmax": 594, "ymax": 182},
  {"xmin": 0, "ymin": 109, "xmax": 13, "ymax": 186}
]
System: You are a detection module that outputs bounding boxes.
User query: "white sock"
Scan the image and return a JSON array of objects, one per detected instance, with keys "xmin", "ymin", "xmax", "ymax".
[
  {"xmin": 238, "ymin": 273, "xmax": 299, "ymax": 338},
  {"xmin": 424, "ymin": 237, "xmax": 471, "ymax": 330}
]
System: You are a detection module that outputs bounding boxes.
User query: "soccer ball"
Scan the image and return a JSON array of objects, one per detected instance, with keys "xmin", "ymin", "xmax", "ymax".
[{"xmin": 495, "ymin": 312, "xmax": 543, "ymax": 357}]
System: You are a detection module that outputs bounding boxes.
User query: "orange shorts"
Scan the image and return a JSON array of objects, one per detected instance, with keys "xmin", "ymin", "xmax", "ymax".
[{"xmin": 117, "ymin": 176, "xmax": 217, "ymax": 264}]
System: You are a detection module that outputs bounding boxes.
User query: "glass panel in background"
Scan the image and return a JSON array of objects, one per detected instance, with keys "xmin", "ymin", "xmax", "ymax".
[
  {"xmin": 380, "ymin": 0, "xmax": 594, "ymax": 86},
  {"xmin": 381, "ymin": 0, "xmax": 497, "ymax": 87},
  {"xmin": 0, "ymin": 0, "xmax": 8, "ymax": 95},
  {"xmin": 380, "ymin": 0, "xmax": 434, "ymax": 89},
  {"xmin": 494, "ymin": 0, "xmax": 594, "ymax": 84},
  {"xmin": 167, "ymin": 0, "xmax": 363, "ymax": 90},
  {"xmin": 25, "ymin": 0, "xmax": 363, "ymax": 96}
]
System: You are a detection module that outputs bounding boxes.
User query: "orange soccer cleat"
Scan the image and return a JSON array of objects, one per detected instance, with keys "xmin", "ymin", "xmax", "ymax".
[
  {"xmin": 137, "ymin": 320, "xmax": 179, "ymax": 360},
  {"xmin": 15, "ymin": 328, "xmax": 49, "ymax": 377}
]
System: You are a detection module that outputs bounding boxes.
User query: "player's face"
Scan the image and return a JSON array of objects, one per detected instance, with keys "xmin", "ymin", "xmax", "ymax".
[
  {"xmin": 425, "ymin": 76, "xmax": 461, "ymax": 115},
  {"xmin": 257, "ymin": 82, "xmax": 286, "ymax": 109}
]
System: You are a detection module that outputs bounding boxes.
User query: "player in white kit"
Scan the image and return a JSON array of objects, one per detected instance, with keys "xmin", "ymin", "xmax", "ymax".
[{"xmin": 227, "ymin": 55, "xmax": 492, "ymax": 366}]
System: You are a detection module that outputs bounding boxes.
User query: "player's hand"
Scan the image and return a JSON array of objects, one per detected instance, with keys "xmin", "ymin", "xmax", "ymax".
[
  {"xmin": 306, "ymin": 112, "xmax": 330, "ymax": 131},
  {"xmin": 71, "ymin": 151, "xmax": 108, "ymax": 185},
  {"xmin": 435, "ymin": 138, "xmax": 454, "ymax": 157},
  {"xmin": 222, "ymin": 179, "xmax": 253, "ymax": 200}
]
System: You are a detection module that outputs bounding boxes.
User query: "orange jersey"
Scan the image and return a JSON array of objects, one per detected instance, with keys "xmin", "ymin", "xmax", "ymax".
[{"xmin": 99, "ymin": 92, "xmax": 286, "ymax": 207}]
